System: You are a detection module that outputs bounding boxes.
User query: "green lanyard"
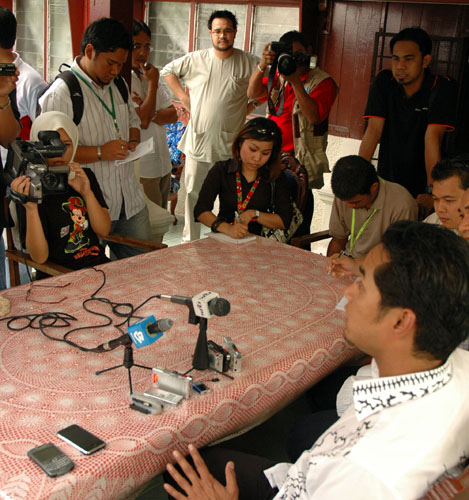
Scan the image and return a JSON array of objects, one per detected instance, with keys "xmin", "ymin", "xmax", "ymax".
[
  {"xmin": 350, "ymin": 208, "xmax": 377, "ymax": 251},
  {"xmin": 70, "ymin": 68, "xmax": 122, "ymax": 138}
]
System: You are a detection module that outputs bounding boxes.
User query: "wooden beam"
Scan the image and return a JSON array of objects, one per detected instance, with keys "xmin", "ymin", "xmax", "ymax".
[{"xmin": 68, "ymin": 0, "xmax": 87, "ymax": 58}]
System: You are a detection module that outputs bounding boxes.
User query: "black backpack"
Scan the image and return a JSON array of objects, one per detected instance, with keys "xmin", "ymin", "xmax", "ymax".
[{"xmin": 37, "ymin": 63, "xmax": 129, "ymax": 125}]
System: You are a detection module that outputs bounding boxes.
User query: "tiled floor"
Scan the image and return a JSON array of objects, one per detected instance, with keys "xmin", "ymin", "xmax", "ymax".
[{"xmin": 161, "ymin": 215, "xmax": 211, "ymax": 247}]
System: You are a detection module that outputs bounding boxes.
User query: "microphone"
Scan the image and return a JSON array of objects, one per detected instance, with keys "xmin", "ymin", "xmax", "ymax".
[
  {"xmin": 157, "ymin": 291, "xmax": 230, "ymax": 318},
  {"xmin": 97, "ymin": 316, "xmax": 173, "ymax": 352}
]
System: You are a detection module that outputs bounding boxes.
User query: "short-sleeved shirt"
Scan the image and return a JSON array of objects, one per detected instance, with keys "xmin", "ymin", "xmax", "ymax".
[
  {"xmin": 363, "ymin": 69, "xmax": 456, "ymax": 197},
  {"xmin": 131, "ymin": 71, "xmax": 173, "ymax": 179},
  {"xmin": 39, "ymin": 58, "xmax": 145, "ymax": 221},
  {"xmin": 37, "ymin": 168, "xmax": 109, "ymax": 270},
  {"xmin": 194, "ymin": 159, "xmax": 292, "ymax": 235},
  {"xmin": 329, "ymin": 178, "xmax": 418, "ymax": 258},
  {"xmin": 263, "ymin": 72, "xmax": 337, "ymax": 152},
  {"xmin": 161, "ymin": 48, "xmax": 259, "ymax": 162}
]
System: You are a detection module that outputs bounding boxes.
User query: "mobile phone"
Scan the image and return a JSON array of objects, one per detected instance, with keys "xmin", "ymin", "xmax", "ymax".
[
  {"xmin": 193, "ymin": 381, "xmax": 210, "ymax": 394},
  {"xmin": 57, "ymin": 424, "xmax": 106, "ymax": 455},
  {"xmin": 27, "ymin": 443, "xmax": 74, "ymax": 477},
  {"xmin": 0, "ymin": 62, "xmax": 16, "ymax": 76}
]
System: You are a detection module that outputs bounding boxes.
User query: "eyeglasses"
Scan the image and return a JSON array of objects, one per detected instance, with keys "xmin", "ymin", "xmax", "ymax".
[
  {"xmin": 211, "ymin": 29, "xmax": 235, "ymax": 35},
  {"xmin": 132, "ymin": 43, "xmax": 153, "ymax": 52}
]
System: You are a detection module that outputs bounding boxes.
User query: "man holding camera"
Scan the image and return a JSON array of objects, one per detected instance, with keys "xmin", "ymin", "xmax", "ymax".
[{"xmin": 248, "ymin": 31, "xmax": 337, "ymax": 239}]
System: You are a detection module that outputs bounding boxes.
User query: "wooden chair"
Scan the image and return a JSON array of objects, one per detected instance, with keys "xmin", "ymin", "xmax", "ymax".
[
  {"xmin": 4, "ymin": 197, "xmax": 167, "ymax": 287},
  {"xmin": 290, "ymin": 229, "xmax": 331, "ymax": 249}
]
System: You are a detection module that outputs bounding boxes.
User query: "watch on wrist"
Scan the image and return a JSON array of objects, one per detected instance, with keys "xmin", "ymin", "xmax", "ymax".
[
  {"xmin": 252, "ymin": 210, "xmax": 260, "ymax": 221},
  {"xmin": 211, "ymin": 217, "xmax": 225, "ymax": 233},
  {"xmin": 97, "ymin": 146, "xmax": 102, "ymax": 161}
]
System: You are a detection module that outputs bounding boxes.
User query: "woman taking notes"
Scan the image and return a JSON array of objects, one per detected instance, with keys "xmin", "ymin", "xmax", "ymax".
[{"xmin": 194, "ymin": 117, "xmax": 292, "ymax": 239}]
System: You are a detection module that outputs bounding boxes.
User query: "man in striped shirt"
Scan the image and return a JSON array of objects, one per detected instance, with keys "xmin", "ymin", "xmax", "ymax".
[{"xmin": 40, "ymin": 18, "xmax": 151, "ymax": 260}]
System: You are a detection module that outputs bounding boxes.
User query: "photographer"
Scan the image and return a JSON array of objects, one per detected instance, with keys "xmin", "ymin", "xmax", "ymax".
[
  {"xmin": 10, "ymin": 111, "xmax": 110, "ymax": 278},
  {"xmin": 248, "ymin": 31, "xmax": 337, "ymax": 242}
]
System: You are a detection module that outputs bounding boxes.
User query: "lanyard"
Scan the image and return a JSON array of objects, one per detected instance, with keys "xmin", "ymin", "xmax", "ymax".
[
  {"xmin": 350, "ymin": 208, "xmax": 377, "ymax": 251},
  {"xmin": 70, "ymin": 68, "xmax": 122, "ymax": 138},
  {"xmin": 236, "ymin": 171, "xmax": 260, "ymax": 213}
]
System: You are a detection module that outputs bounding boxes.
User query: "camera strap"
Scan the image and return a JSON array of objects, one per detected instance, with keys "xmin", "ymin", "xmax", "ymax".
[{"xmin": 267, "ymin": 65, "xmax": 286, "ymax": 117}]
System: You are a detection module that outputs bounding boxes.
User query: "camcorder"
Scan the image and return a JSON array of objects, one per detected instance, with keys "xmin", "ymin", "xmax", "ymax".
[
  {"xmin": 3, "ymin": 130, "xmax": 68, "ymax": 204},
  {"xmin": 270, "ymin": 41, "xmax": 312, "ymax": 76}
]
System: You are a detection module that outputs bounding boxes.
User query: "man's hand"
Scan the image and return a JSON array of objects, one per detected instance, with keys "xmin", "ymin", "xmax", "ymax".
[
  {"xmin": 132, "ymin": 91, "xmax": 143, "ymax": 106},
  {"xmin": 180, "ymin": 93, "xmax": 191, "ymax": 113},
  {"xmin": 416, "ymin": 193, "xmax": 434, "ymax": 220},
  {"xmin": 0, "ymin": 68, "xmax": 19, "ymax": 99},
  {"xmin": 101, "ymin": 140, "xmax": 129, "ymax": 161},
  {"xmin": 326, "ymin": 253, "xmax": 359, "ymax": 277},
  {"xmin": 67, "ymin": 163, "xmax": 91, "ymax": 196},
  {"xmin": 140, "ymin": 62, "xmax": 159, "ymax": 86},
  {"xmin": 259, "ymin": 42, "xmax": 276, "ymax": 71},
  {"xmin": 164, "ymin": 445, "xmax": 239, "ymax": 500}
]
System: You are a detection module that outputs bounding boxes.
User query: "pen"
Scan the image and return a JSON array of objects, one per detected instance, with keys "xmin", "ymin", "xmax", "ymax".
[{"xmin": 234, "ymin": 211, "xmax": 241, "ymax": 223}]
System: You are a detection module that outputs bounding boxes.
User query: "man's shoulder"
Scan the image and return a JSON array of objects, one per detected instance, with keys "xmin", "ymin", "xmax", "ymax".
[
  {"xmin": 371, "ymin": 69, "xmax": 395, "ymax": 90},
  {"xmin": 383, "ymin": 179, "xmax": 415, "ymax": 202}
]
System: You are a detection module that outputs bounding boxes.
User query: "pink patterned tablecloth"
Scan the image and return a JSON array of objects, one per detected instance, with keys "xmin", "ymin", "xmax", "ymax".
[{"xmin": 0, "ymin": 236, "xmax": 356, "ymax": 500}]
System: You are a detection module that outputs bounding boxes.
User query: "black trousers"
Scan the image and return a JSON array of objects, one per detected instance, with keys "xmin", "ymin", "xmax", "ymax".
[{"xmin": 164, "ymin": 447, "xmax": 278, "ymax": 500}]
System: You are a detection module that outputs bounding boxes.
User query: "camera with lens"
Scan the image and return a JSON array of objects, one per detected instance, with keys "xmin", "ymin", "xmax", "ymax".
[
  {"xmin": 270, "ymin": 41, "xmax": 311, "ymax": 76},
  {"xmin": 4, "ymin": 130, "xmax": 68, "ymax": 204}
]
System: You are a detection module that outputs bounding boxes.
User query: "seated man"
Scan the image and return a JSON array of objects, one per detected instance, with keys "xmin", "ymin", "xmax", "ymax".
[
  {"xmin": 425, "ymin": 157, "xmax": 468, "ymax": 231},
  {"xmin": 165, "ymin": 220, "xmax": 469, "ymax": 500},
  {"xmin": 326, "ymin": 155, "xmax": 417, "ymax": 275},
  {"xmin": 459, "ymin": 188, "xmax": 469, "ymax": 243}
]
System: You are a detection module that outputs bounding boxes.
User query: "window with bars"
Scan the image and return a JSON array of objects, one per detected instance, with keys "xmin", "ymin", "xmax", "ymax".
[
  {"xmin": 146, "ymin": 1, "xmax": 299, "ymax": 69},
  {"xmin": 14, "ymin": 0, "xmax": 73, "ymax": 82}
]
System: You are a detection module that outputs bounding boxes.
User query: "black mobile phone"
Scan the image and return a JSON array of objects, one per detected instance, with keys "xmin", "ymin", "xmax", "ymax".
[
  {"xmin": 0, "ymin": 63, "xmax": 16, "ymax": 76},
  {"xmin": 27, "ymin": 443, "xmax": 74, "ymax": 477},
  {"xmin": 57, "ymin": 424, "xmax": 106, "ymax": 455}
]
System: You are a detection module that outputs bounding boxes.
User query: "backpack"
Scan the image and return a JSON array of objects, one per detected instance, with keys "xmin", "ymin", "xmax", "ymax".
[{"xmin": 37, "ymin": 63, "xmax": 129, "ymax": 125}]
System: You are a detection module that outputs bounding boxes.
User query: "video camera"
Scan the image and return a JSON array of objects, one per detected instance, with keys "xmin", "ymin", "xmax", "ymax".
[
  {"xmin": 4, "ymin": 130, "xmax": 68, "ymax": 204},
  {"xmin": 270, "ymin": 41, "xmax": 312, "ymax": 76}
]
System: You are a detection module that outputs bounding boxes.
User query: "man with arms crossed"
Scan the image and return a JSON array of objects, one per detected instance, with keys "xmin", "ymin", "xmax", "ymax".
[
  {"xmin": 164, "ymin": 220, "xmax": 469, "ymax": 500},
  {"xmin": 359, "ymin": 27, "xmax": 457, "ymax": 217},
  {"xmin": 161, "ymin": 10, "xmax": 258, "ymax": 242},
  {"xmin": 40, "ymin": 18, "xmax": 151, "ymax": 259}
]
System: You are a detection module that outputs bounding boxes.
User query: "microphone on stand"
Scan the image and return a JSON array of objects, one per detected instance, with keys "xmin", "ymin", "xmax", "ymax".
[
  {"xmin": 96, "ymin": 317, "xmax": 173, "ymax": 352},
  {"xmin": 157, "ymin": 292, "xmax": 230, "ymax": 318}
]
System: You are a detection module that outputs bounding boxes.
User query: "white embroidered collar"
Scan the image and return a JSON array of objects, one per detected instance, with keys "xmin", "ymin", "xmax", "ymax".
[{"xmin": 352, "ymin": 356, "xmax": 453, "ymax": 420}]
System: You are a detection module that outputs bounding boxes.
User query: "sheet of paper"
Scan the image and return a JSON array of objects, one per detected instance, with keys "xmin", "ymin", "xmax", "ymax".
[
  {"xmin": 115, "ymin": 137, "xmax": 154, "ymax": 165},
  {"xmin": 208, "ymin": 232, "xmax": 257, "ymax": 245}
]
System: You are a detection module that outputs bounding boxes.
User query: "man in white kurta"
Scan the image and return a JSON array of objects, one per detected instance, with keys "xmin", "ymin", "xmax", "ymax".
[{"xmin": 161, "ymin": 10, "xmax": 258, "ymax": 241}]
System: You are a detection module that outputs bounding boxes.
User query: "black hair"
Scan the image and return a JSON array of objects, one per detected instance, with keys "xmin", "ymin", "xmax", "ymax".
[
  {"xmin": 331, "ymin": 155, "xmax": 379, "ymax": 200},
  {"xmin": 279, "ymin": 30, "xmax": 308, "ymax": 50},
  {"xmin": 376, "ymin": 220, "xmax": 469, "ymax": 362},
  {"xmin": 0, "ymin": 7, "xmax": 16, "ymax": 50},
  {"xmin": 133, "ymin": 19, "xmax": 151, "ymax": 39},
  {"xmin": 390, "ymin": 27, "xmax": 432, "ymax": 57},
  {"xmin": 432, "ymin": 157, "xmax": 469, "ymax": 190},
  {"xmin": 80, "ymin": 18, "xmax": 132, "ymax": 56},
  {"xmin": 207, "ymin": 10, "xmax": 237, "ymax": 31},
  {"xmin": 232, "ymin": 117, "xmax": 282, "ymax": 181}
]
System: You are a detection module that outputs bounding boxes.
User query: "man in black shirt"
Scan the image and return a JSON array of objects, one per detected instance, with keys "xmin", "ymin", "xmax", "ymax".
[{"xmin": 359, "ymin": 27, "xmax": 456, "ymax": 217}]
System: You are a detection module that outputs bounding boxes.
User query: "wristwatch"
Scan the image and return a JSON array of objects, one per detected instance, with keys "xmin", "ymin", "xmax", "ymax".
[
  {"xmin": 211, "ymin": 217, "xmax": 225, "ymax": 233},
  {"xmin": 252, "ymin": 210, "xmax": 260, "ymax": 221}
]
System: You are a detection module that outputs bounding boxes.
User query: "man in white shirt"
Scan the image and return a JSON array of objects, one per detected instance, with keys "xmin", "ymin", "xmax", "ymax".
[
  {"xmin": 161, "ymin": 10, "xmax": 258, "ymax": 241},
  {"xmin": 131, "ymin": 19, "xmax": 177, "ymax": 209},
  {"xmin": 424, "ymin": 157, "xmax": 468, "ymax": 231},
  {"xmin": 40, "ymin": 18, "xmax": 151, "ymax": 260},
  {"xmin": 164, "ymin": 220, "xmax": 469, "ymax": 500}
]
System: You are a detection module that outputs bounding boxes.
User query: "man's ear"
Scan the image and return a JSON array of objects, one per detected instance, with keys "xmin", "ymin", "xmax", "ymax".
[
  {"xmin": 370, "ymin": 181, "xmax": 380, "ymax": 197},
  {"xmin": 391, "ymin": 308, "xmax": 417, "ymax": 338},
  {"xmin": 84, "ymin": 43, "xmax": 95, "ymax": 60},
  {"xmin": 423, "ymin": 53, "xmax": 431, "ymax": 69}
]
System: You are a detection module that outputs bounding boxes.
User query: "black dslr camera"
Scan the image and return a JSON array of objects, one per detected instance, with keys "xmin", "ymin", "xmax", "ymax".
[
  {"xmin": 4, "ymin": 130, "xmax": 68, "ymax": 204},
  {"xmin": 270, "ymin": 41, "xmax": 311, "ymax": 76}
]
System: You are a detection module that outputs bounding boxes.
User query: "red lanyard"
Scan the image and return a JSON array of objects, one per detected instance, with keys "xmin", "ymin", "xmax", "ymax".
[{"xmin": 236, "ymin": 171, "xmax": 260, "ymax": 213}]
